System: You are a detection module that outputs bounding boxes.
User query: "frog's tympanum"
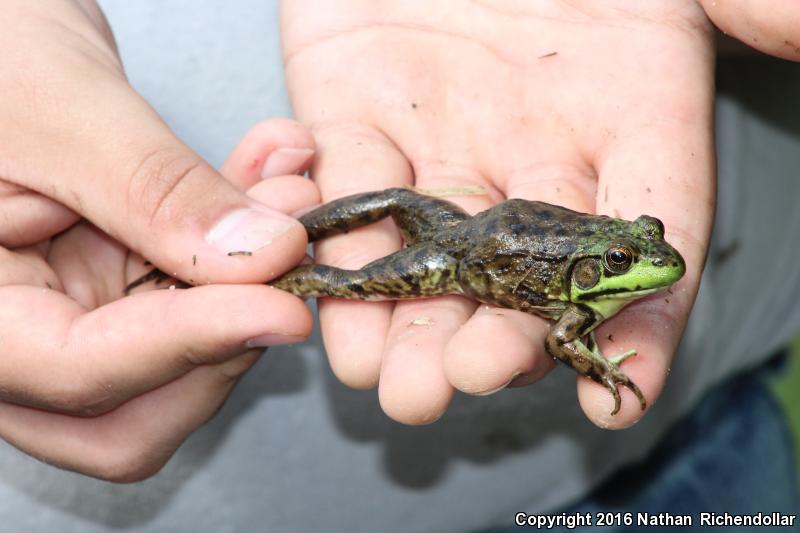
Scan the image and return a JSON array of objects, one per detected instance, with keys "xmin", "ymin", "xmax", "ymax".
[
  {"xmin": 272, "ymin": 188, "xmax": 685, "ymax": 414},
  {"xmin": 126, "ymin": 188, "xmax": 685, "ymax": 415}
]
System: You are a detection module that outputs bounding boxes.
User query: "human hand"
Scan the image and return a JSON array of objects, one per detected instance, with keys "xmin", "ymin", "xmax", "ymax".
[
  {"xmin": 281, "ymin": 0, "xmax": 715, "ymax": 428},
  {"xmin": 0, "ymin": 0, "xmax": 318, "ymax": 480}
]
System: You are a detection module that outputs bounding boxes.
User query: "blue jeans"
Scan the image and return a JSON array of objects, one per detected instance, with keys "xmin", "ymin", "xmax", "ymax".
[{"xmin": 485, "ymin": 356, "xmax": 799, "ymax": 532}]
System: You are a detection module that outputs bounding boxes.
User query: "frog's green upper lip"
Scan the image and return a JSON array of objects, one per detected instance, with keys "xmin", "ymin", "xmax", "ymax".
[{"xmin": 576, "ymin": 286, "xmax": 662, "ymax": 301}]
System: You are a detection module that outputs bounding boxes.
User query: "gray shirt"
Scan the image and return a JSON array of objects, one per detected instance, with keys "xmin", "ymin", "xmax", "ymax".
[{"xmin": 2, "ymin": 2, "xmax": 798, "ymax": 531}]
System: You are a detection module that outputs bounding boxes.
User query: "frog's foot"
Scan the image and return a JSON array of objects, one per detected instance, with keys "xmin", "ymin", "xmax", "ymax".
[
  {"xmin": 584, "ymin": 333, "xmax": 646, "ymax": 415},
  {"xmin": 124, "ymin": 267, "xmax": 189, "ymax": 294},
  {"xmin": 596, "ymin": 357, "xmax": 646, "ymax": 415}
]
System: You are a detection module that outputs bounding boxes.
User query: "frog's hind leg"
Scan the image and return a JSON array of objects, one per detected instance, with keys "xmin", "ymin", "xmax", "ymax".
[
  {"xmin": 301, "ymin": 187, "xmax": 470, "ymax": 244},
  {"xmin": 271, "ymin": 243, "xmax": 461, "ymax": 299}
]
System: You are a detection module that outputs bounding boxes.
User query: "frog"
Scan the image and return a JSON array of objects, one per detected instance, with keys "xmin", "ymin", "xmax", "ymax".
[{"xmin": 126, "ymin": 187, "xmax": 685, "ymax": 415}]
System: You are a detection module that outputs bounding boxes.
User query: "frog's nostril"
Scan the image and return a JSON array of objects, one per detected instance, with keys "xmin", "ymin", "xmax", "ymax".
[{"xmin": 652, "ymin": 258, "xmax": 664, "ymax": 266}]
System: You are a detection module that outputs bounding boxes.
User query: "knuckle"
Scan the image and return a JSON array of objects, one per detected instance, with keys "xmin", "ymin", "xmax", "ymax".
[{"xmin": 125, "ymin": 147, "xmax": 206, "ymax": 226}]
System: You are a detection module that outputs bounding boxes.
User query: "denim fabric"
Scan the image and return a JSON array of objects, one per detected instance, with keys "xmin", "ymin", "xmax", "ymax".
[{"xmin": 485, "ymin": 357, "xmax": 800, "ymax": 532}]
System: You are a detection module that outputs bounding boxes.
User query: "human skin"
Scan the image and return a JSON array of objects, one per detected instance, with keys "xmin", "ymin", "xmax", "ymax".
[
  {"xmin": 281, "ymin": 0, "xmax": 717, "ymax": 429},
  {"xmin": 699, "ymin": 0, "xmax": 800, "ymax": 61},
  {"xmin": 0, "ymin": 0, "xmax": 320, "ymax": 481}
]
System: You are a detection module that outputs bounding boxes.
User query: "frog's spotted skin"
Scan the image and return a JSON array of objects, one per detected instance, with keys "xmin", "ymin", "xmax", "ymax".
[
  {"xmin": 271, "ymin": 188, "xmax": 685, "ymax": 414},
  {"xmin": 127, "ymin": 188, "xmax": 685, "ymax": 415}
]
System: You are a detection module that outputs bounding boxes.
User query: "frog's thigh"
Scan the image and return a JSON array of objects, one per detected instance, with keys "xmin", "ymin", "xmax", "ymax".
[
  {"xmin": 545, "ymin": 306, "xmax": 597, "ymax": 373},
  {"xmin": 384, "ymin": 188, "xmax": 469, "ymax": 243},
  {"xmin": 271, "ymin": 243, "xmax": 461, "ymax": 299},
  {"xmin": 299, "ymin": 188, "xmax": 468, "ymax": 243}
]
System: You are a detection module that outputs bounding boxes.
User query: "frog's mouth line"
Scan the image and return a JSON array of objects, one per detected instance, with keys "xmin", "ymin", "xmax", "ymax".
[{"xmin": 577, "ymin": 287, "xmax": 661, "ymax": 301}]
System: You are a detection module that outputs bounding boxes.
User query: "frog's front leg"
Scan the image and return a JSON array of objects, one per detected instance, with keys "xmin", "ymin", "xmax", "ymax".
[
  {"xmin": 271, "ymin": 243, "xmax": 461, "ymax": 300},
  {"xmin": 546, "ymin": 306, "xmax": 646, "ymax": 415}
]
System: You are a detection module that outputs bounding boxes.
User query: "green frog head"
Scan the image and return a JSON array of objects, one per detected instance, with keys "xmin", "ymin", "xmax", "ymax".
[{"xmin": 567, "ymin": 215, "xmax": 685, "ymax": 320}]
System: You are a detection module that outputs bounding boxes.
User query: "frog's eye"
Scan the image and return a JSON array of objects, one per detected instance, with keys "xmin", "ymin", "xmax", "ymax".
[
  {"xmin": 604, "ymin": 246, "xmax": 633, "ymax": 273},
  {"xmin": 636, "ymin": 216, "xmax": 665, "ymax": 240}
]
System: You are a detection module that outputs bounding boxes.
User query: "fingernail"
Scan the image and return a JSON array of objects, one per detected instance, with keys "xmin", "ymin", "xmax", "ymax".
[
  {"xmin": 261, "ymin": 147, "xmax": 314, "ymax": 179},
  {"xmin": 246, "ymin": 333, "xmax": 307, "ymax": 348},
  {"xmin": 207, "ymin": 207, "xmax": 296, "ymax": 255}
]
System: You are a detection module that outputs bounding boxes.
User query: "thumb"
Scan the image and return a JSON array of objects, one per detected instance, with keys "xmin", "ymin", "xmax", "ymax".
[
  {"xmin": 0, "ymin": 1, "xmax": 307, "ymax": 283},
  {"xmin": 5, "ymin": 79, "xmax": 306, "ymax": 285}
]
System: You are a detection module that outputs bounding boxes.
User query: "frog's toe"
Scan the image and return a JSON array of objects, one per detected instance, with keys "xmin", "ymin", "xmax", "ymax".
[
  {"xmin": 627, "ymin": 380, "xmax": 647, "ymax": 412},
  {"xmin": 601, "ymin": 367, "xmax": 646, "ymax": 415},
  {"xmin": 603, "ymin": 379, "xmax": 623, "ymax": 416},
  {"xmin": 609, "ymin": 349, "xmax": 637, "ymax": 366}
]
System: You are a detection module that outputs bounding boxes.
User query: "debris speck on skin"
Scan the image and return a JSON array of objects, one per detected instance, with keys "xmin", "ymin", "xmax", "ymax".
[
  {"xmin": 406, "ymin": 184, "xmax": 487, "ymax": 197},
  {"xmin": 411, "ymin": 316, "xmax": 434, "ymax": 326},
  {"xmin": 538, "ymin": 51, "xmax": 558, "ymax": 59},
  {"xmin": 45, "ymin": 282, "xmax": 52, "ymax": 289},
  {"xmin": 193, "ymin": 254, "xmax": 197, "ymax": 266},
  {"xmin": 227, "ymin": 251, "xmax": 253, "ymax": 257},
  {"xmin": 411, "ymin": 102, "xmax": 418, "ymax": 109}
]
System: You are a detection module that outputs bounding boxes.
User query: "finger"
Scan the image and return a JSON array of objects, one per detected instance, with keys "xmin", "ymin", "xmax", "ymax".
[
  {"xmin": 378, "ymin": 168, "xmax": 496, "ymax": 421},
  {"xmin": 445, "ymin": 306, "xmax": 554, "ymax": 395},
  {"xmin": 43, "ymin": 174, "xmax": 321, "ymax": 311},
  {"xmin": 116, "ymin": 176, "xmax": 320, "ymax": 300},
  {"xmin": 308, "ymin": 122, "xmax": 413, "ymax": 389},
  {"xmin": 245, "ymin": 176, "xmax": 321, "ymax": 216},
  {"xmin": 219, "ymin": 118, "xmax": 315, "ymax": 191},
  {"xmin": 378, "ymin": 296, "xmax": 472, "ymax": 425},
  {"xmin": 0, "ymin": 180, "xmax": 79, "ymax": 247},
  {"xmin": 700, "ymin": 0, "xmax": 800, "ymax": 60},
  {"xmin": 4, "ymin": 67, "xmax": 306, "ymax": 285},
  {"xmin": 0, "ymin": 284, "xmax": 311, "ymax": 415},
  {"xmin": 590, "ymin": 74, "xmax": 715, "ymax": 428},
  {"xmin": 0, "ymin": 350, "xmax": 261, "ymax": 482}
]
